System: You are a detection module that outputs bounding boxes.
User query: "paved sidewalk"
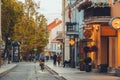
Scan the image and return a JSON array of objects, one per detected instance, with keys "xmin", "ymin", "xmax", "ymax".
[
  {"xmin": 0, "ymin": 63, "xmax": 17, "ymax": 77},
  {"xmin": 46, "ymin": 60, "xmax": 120, "ymax": 80}
]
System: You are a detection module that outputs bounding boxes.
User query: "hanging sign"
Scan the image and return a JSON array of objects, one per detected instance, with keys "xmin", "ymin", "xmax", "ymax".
[{"xmin": 83, "ymin": 30, "xmax": 92, "ymax": 39}]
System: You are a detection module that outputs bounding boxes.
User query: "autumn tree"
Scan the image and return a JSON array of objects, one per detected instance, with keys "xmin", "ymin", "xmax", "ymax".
[
  {"xmin": 1, "ymin": 0, "xmax": 24, "ymax": 40},
  {"xmin": 12, "ymin": 0, "xmax": 48, "ymax": 55},
  {"xmin": 2, "ymin": 0, "xmax": 48, "ymax": 55},
  {"xmin": 1, "ymin": 0, "xmax": 24, "ymax": 58}
]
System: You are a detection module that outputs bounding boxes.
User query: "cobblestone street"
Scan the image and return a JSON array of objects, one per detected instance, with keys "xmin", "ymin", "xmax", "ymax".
[{"xmin": 0, "ymin": 62, "xmax": 64, "ymax": 80}]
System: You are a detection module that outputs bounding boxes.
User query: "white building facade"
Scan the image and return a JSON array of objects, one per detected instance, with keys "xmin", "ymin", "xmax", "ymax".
[{"xmin": 47, "ymin": 19, "xmax": 63, "ymax": 57}]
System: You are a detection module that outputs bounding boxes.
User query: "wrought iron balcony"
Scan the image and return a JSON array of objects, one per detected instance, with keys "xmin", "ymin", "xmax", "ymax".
[
  {"xmin": 66, "ymin": 22, "xmax": 79, "ymax": 36},
  {"xmin": 84, "ymin": 16, "xmax": 111, "ymax": 24}
]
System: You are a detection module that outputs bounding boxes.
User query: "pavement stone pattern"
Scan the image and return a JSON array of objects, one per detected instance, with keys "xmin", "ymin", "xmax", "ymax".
[
  {"xmin": 0, "ymin": 62, "xmax": 64, "ymax": 80},
  {"xmin": 45, "ymin": 60, "xmax": 120, "ymax": 80},
  {"xmin": 0, "ymin": 61, "xmax": 120, "ymax": 80},
  {"xmin": 45, "ymin": 65, "xmax": 66, "ymax": 80},
  {"xmin": 0, "ymin": 63, "xmax": 18, "ymax": 78}
]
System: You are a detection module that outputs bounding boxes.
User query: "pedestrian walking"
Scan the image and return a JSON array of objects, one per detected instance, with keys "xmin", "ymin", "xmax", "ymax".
[
  {"xmin": 39, "ymin": 53, "xmax": 45, "ymax": 62},
  {"xmin": 53, "ymin": 53, "xmax": 57, "ymax": 66},
  {"xmin": 57, "ymin": 53, "xmax": 61, "ymax": 66},
  {"xmin": 39, "ymin": 53, "xmax": 45, "ymax": 71}
]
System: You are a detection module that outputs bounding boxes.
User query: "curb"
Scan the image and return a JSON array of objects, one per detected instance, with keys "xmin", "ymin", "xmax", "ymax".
[
  {"xmin": 45, "ymin": 65, "xmax": 58, "ymax": 75},
  {"xmin": 45, "ymin": 65, "xmax": 67, "ymax": 80},
  {"xmin": 0, "ymin": 64, "xmax": 18, "ymax": 78}
]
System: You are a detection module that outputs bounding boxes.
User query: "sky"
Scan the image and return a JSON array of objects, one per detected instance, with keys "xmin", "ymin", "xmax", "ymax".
[
  {"xmin": 18, "ymin": 0, "xmax": 62, "ymax": 24},
  {"xmin": 39, "ymin": 0, "xmax": 62, "ymax": 24}
]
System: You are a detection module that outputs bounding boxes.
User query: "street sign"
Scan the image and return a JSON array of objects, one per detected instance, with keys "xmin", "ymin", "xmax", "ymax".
[{"xmin": 69, "ymin": 39, "xmax": 75, "ymax": 45}]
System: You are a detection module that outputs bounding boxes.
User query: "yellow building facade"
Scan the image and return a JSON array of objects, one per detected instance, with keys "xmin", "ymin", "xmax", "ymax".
[{"xmin": 82, "ymin": 0, "xmax": 120, "ymax": 69}]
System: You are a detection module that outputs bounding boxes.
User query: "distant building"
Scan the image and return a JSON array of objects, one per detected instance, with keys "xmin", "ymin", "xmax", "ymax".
[{"xmin": 47, "ymin": 19, "xmax": 62, "ymax": 57}]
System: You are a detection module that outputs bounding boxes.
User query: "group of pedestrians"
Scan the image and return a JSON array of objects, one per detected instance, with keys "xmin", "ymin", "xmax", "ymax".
[{"xmin": 53, "ymin": 53, "xmax": 61, "ymax": 66}]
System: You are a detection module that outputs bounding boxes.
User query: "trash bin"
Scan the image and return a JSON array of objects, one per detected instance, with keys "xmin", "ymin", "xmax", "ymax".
[{"xmin": 98, "ymin": 64, "xmax": 108, "ymax": 73}]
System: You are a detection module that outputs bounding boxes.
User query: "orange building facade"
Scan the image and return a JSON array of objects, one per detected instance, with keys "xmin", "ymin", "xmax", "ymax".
[{"xmin": 79, "ymin": 0, "xmax": 120, "ymax": 69}]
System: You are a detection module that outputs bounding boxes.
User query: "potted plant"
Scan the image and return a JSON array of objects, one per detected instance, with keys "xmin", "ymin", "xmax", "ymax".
[
  {"xmin": 90, "ymin": 45, "xmax": 98, "ymax": 52},
  {"xmin": 84, "ymin": 57, "xmax": 92, "ymax": 72},
  {"xmin": 83, "ymin": 46, "xmax": 90, "ymax": 53},
  {"xmin": 79, "ymin": 59, "xmax": 85, "ymax": 71}
]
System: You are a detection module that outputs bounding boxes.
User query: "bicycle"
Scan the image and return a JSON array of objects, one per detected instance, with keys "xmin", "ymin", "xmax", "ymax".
[{"xmin": 39, "ymin": 59, "xmax": 45, "ymax": 71}]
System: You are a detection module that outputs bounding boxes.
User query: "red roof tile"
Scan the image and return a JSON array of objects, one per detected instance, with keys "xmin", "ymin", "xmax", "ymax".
[{"xmin": 47, "ymin": 19, "xmax": 62, "ymax": 31}]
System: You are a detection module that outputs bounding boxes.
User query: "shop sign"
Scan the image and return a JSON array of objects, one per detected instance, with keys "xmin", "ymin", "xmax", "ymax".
[{"xmin": 83, "ymin": 30, "xmax": 92, "ymax": 39}]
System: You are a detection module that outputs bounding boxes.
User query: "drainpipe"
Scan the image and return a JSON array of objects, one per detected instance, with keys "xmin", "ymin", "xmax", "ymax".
[{"xmin": 62, "ymin": 0, "xmax": 65, "ymax": 63}]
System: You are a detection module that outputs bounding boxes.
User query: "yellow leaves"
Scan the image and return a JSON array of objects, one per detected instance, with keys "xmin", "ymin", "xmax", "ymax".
[{"xmin": 13, "ymin": 15, "xmax": 48, "ymax": 53}]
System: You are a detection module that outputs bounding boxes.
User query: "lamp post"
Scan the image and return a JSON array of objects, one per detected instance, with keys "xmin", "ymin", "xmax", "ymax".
[
  {"xmin": 69, "ymin": 35, "xmax": 75, "ymax": 68},
  {"xmin": 109, "ymin": 17, "xmax": 120, "ymax": 67},
  {"xmin": 6, "ymin": 35, "xmax": 11, "ymax": 64}
]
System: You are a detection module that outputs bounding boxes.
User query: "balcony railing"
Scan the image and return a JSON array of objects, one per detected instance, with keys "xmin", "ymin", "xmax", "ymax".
[
  {"xmin": 84, "ymin": 16, "xmax": 111, "ymax": 24},
  {"xmin": 66, "ymin": 22, "xmax": 79, "ymax": 35},
  {"xmin": 84, "ymin": 7, "xmax": 111, "ymax": 18}
]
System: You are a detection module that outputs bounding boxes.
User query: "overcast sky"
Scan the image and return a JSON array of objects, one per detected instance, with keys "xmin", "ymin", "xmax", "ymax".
[
  {"xmin": 18, "ymin": 0, "xmax": 62, "ymax": 24},
  {"xmin": 40, "ymin": 0, "xmax": 62, "ymax": 24}
]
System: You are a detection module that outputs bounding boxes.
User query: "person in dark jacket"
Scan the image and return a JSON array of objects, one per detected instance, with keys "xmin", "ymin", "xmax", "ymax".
[
  {"xmin": 53, "ymin": 53, "xmax": 57, "ymax": 66},
  {"xmin": 57, "ymin": 53, "xmax": 61, "ymax": 66}
]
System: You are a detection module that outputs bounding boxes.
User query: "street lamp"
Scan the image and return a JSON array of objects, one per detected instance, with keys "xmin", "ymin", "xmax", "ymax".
[{"xmin": 6, "ymin": 35, "xmax": 11, "ymax": 64}]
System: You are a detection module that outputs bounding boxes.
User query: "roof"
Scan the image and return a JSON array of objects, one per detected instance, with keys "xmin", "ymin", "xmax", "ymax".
[
  {"xmin": 51, "ymin": 38, "xmax": 59, "ymax": 43},
  {"xmin": 47, "ymin": 18, "xmax": 62, "ymax": 31}
]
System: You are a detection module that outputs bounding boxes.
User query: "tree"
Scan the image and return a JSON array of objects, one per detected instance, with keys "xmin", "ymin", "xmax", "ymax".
[
  {"xmin": 1, "ymin": 0, "xmax": 24, "ymax": 40},
  {"xmin": 2, "ymin": 0, "xmax": 49, "ymax": 55},
  {"xmin": 12, "ymin": 0, "xmax": 48, "ymax": 55},
  {"xmin": 13, "ymin": 14, "xmax": 48, "ymax": 54}
]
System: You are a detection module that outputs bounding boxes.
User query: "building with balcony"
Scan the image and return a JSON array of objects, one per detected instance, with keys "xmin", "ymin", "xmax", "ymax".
[
  {"xmin": 62, "ymin": 0, "xmax": 120, "ymax": 72},
  {"xmin": 76, "ymin": 0, "xmax": 120, "ymax": 70},
  {"xmin": 62, "ymin": 0, "xmax": 85, "ymax": 68}
]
